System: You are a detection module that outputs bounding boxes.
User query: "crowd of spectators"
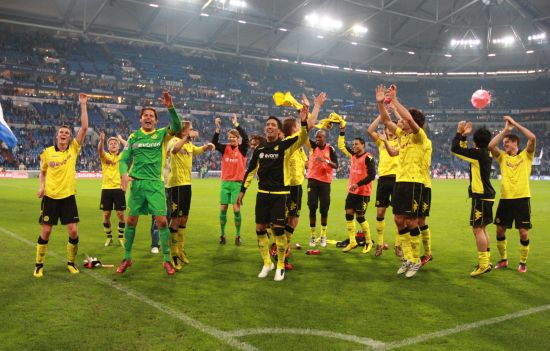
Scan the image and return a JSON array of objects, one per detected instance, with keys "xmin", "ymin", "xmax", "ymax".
[{"xmin": 1, "ymin": 26, "xmax": 549, "ymax": 176}]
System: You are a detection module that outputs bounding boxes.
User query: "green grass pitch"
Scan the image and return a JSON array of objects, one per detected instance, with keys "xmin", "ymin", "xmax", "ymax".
[{"xmin": 1, "ymin": 178, "xmax": 549, "ymax": 351}]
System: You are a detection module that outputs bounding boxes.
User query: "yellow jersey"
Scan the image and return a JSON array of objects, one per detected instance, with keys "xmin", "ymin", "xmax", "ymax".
[
  {"xmin": 100, "ymin": 152, "xmax": 122, "ymax": 189},
  {"xmin": 375, "ymin": 138, "xmax": 399, "ymax": 177},
  {"xmin": 40, "ymin": 139, "xmax": 81, "ymax": 199},
  {"xmin": 395, "ymin": 127, "xmax": 428, "ymax": 183},
  {"xmin": 422, "ymin": 138, "xmax": 432, "ymax": 188},
  {"xmin": 167, "ymin": 138, "xmax": 205, "ymax": 187},
  {"xmin": 496, "ymin": 149, "xmax": 534, "ymax": 199},
  {"xmin": 287, "ymin": 147, "xmax": 308, "ymax": 186}
]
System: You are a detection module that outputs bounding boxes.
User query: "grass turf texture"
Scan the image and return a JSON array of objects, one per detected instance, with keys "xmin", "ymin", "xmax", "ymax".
[{"xmin": 0, "ymin": 178, "xmax": 549, "ymax": 351}]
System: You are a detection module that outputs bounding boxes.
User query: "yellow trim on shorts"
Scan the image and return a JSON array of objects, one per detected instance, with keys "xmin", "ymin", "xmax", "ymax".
[{"xmin": 258, "ymin": 190, "xmax": 290, "ymax": 195}]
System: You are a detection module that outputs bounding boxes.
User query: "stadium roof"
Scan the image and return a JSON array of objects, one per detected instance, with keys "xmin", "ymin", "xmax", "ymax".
[{"xmin": 1, "ymin": 0, "xmax": 549, "ymax": 73}]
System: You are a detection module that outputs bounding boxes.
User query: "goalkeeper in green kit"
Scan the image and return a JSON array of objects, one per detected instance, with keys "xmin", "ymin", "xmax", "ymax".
[{"xmin": 117, "ymin": 91, "xmax": 182, "ymax": 275}]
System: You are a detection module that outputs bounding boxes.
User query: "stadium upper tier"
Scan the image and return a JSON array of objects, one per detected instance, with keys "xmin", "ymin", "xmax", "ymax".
[
  {"xmin": 1, "ymin": 28, "xmax": 549, "ymax": 174},
  {"xmin": 1, "ymin": 28, "xmax": 550, "ymax": 120}
]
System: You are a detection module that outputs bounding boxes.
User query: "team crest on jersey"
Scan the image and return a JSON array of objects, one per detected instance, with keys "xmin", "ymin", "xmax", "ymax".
[
  {"xmin": 274, "ymin": 145, "xmax": 279, "ymax": 151},
  {"xmin": 152, "ymin": 134, "xmax": 158, "ymax": 139}
]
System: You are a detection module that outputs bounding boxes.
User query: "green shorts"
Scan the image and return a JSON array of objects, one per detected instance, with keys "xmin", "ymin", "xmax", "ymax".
[
  {"xmin": 220, "ymin": 181, "xmax": 241, "ymax": 205},
  {"xmin": 127, "ymin": 179, "xmax": 167, "ymax": 216}
]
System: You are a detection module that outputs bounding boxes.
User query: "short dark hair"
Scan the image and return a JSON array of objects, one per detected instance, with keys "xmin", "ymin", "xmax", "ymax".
[
  {"xmin": 473, "ymin": 127, "xmax": 491, "ymax": 148},
  {"xmin": 282, "ymin": 117, "xmax": 298, "ymax": 137},
  {"xmin": 140, "ymin": 107, "xmax": 158, "ymax": 120},
  {"xmin": 266, "ymin": 116, "xmax": 282, "ymax": 130},
  {"xmin": 354, "ymin": 137, "xmax": 365, "ymax": 145},
  {"xmin": 504, "ymin": 133, "xmax": 520, "ymax": 145},
  {"xmin": 251, "ymin": 134, "xmax": 266, "ymax": 145},
  {"xmin": 408, "ymin": 109, "xmax": 425, "ymax": 128}
]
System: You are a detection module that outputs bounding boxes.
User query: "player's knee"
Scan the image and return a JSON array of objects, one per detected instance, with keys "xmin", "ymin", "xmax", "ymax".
[
  {"xmin": 273, "ymin": 226, "xmax": 285, "ymax": 236},
  {"xmin": 345, "ymin": 214, "xmax": 354, "ymax": 221},
  {"xmin": 156, "ymin": 216, "xmax": 168, "ymax": 228},
  {"xmin": 356, "ymin": 216, "xmax": 365, "ymax": 223}
]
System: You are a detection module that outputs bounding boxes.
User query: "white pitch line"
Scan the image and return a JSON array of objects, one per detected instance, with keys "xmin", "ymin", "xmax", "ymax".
[
  {"xmin": 375, "ymin": 303, "xmax": 550, "ymax": 350},
  {"xmin": 227, "ymin": 328, "xmax": 386, "ymax": 348},
  {"xmin": 0, "ymin": 227, "xmax": 258, "ymax": 351},
  {"xmin": 6, "ymin": 225, "xmax": 550, "ymax": 351}
]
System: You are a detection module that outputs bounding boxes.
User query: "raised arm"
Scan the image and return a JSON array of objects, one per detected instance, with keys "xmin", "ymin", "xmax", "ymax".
[
  {"xmin": 488, "ymin": 118, "xmax": 513, "ymax": 157},
  {"xmin": 388, "ymin": 85, "xmax": 421, "ymax": 133},
  {"xmin": 97, "ymin": 131, "xmax": 105, "ymax": 158},
  {"xmin": 367, "ymin": 115, "xmax": 382, "ymax": 142},
  {"xmin": 375, "ymin": 85, "xmax": 398, "ymax": 134},
  {"xmin": 163, "ymin": 91, "xmax": 182, "ymax": 135},
  {"xmin": 75, "ymin": 93, "xmax": 89, "ymax": 145},
  {"xmin": 308, "ymin": 92, "xmax": 326, "ymax": 130},
  {"xmin": 378, "ymin": 132, "xmax": 399, "ymax": 157},
  {"xmin": 116, "ymin": 134, "xmax": 127, "ymax": 147},
  {"xmin": 234, "ymin": 114, "xmax": 250, "ymax": 155},
  {"xmin": 119, "ymin": 134, "xmax": 134, "ymax": 191},
  {"xmin": 278, "ymin": 103, "xmax": 310, "ymax": 154},
  {"xmin": 506, "ymin": 116, "xmax": 536, "ymax": 153},
  {"xmin": 212, "ymin": 117, "xmax": 225, "ymax": 153},
  {"xmin": 337, "ymin": 125, "xmax": 354, "ymax": 158}
]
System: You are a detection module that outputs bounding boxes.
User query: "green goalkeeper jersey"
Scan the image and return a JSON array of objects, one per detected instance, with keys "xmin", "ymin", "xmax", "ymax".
[{"xmin": 120, "ymin": 107, "xmax": 182, "ymax": 180}]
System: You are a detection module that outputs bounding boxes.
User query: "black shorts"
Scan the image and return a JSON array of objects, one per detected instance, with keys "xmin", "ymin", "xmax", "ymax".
[
  {"xmin": 307, "ymin": 179, "xmax": 331, "ymax": 216},
  {"xmin": 345, "ymin": 193, "xmax": 370, "ymax": 214},
  {"xmin": 255, "ymin": 192, "xmax": 287, "ymax": 227},
  {"xmin": 39, "ymin": 195, "xmax": 79, "ymax": 225},
  {"xmin": 286, "ymin": 185, "xmax": 302, "ymax": 217},
  {"xmin": 420, "ymin": 186, "xmax": 431, "ymax": 217},
  {"xmin": 169, "ymin": 185, "xmax": 192, "ymax": 217},
  {"xmin": 100, "ymin": 189, "xmax": 126, "ymax": 211},
  {"xmin": 375, "ymin": 176, "xmax": 396, "ymax": 208},
  {"xmin": 470, "ymin": 198, "xmax": 494, "ymax": 227},
  {"xmin": 494, "ymin": 198, "xmax": 532, "ymax": 229},
  {"xmin": 392, "ymin": 182, "xmax": 424, "ymax": 217}
]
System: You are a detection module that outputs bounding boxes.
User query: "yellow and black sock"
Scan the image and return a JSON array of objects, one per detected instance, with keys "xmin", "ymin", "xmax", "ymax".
[
  {"xmin": 310, "ymin": 226, "xmax": 317, "ymax": 238},
  {"xmin": 320, "ymin": 225, "xmax": 327, "ymax": 238},
  {"xmin": 67, "ymin": 237, "xmax": 79, "ymax": 264},
  {"xmin": 103, "ymin": 222, "xmax": 112, "ymax": 238},
  {"xmin": 376, "ymin": 216, "xmax": 385, "ymax": 246},
  {"xmin": 409, "ymin": 227, "xmax": 421, "ymax": 264},
  {"xmin": 420, "ymin": 224, "xmax": 431, "ymax": 256},
  {"xmin": 520, "ymin": 239, "xmax": 530, "ymax": 264},
  {"xmin": 346, "ymin": 214, "xmax": 356, "ymax": 244},
  {"xmin": 357, "ymin": 216, "xmax": 372, "ymax": 244},
  {"xmin": 399, "ymin": 228, "xmax": 412, "ymax": 261},
  {"xmin": 256, "ymin": 230, "xmax": 271, "ymax": 266},
  {"xmin": 169, "ymin": 227, "xmax": 178, "ymax": 257},
  {"xmin": 395, "ymin": 227, "xmax": 401, "ymax": 247},
  {"xmin": 117, "ymin": 222, "xmax": 125, "ymax": 239},
  {"xmin": 496, "ymin": 236, "xmax": 507, "ymax": 261},
  {"xmin": 177, "ymin": 226, "xmax": 186, "ymax": 256},
  {"xmin": 35, "ymin": 236, "xmax": 48, "ymax": 267},
  {"xmin": 284, "ymin": 225, "xmax": 294, "ymax": 244},
  {"xmin": 274, "ymin": 227, "xmax": 288, "ymax": 270}
]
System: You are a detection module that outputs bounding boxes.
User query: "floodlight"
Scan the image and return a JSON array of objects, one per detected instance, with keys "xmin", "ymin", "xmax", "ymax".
[
  {"xmin": 229, "ymin": 0, "xmax": 246, "ymax": 7},
  {"xmin": 352, "ymin": 25, "xmax": 368, "ymax": 35}
]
